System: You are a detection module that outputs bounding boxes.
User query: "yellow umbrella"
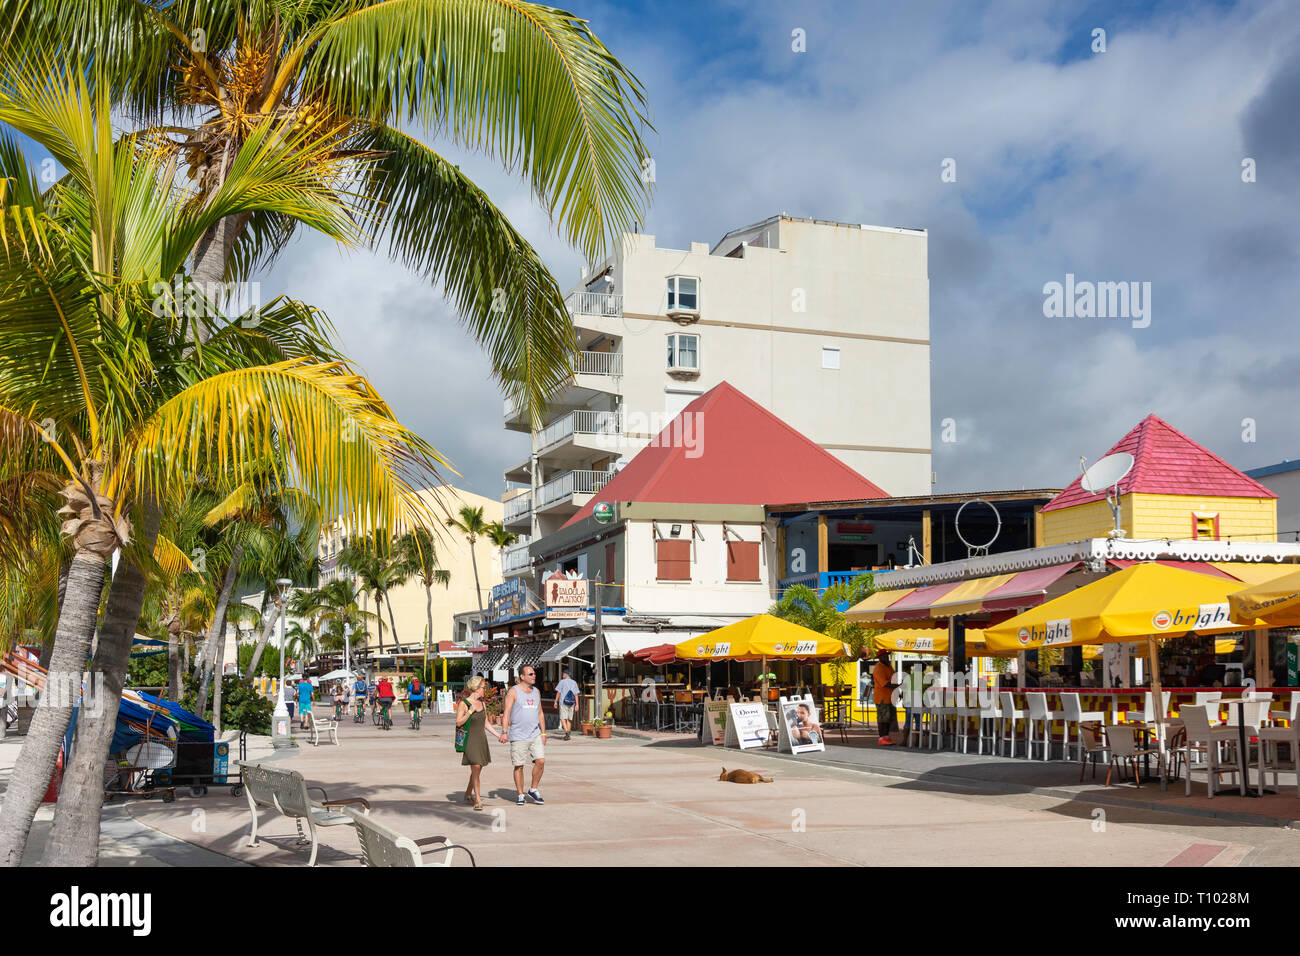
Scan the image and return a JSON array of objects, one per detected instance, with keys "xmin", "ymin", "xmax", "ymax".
[
  {"xmin": 872, "ymin": 627, "xmax": 1015, "ymax": 657},
  {"xmin": 674, "ymin": 614, "xmax": 848, "ymax": 661},
  {"xmin": 985, "ymin": 564, "xmax": 1261, "ymax": 653},
  {"xmin": 1227, "ymin": 568, "xmax": 1300, "ymax": 627}
]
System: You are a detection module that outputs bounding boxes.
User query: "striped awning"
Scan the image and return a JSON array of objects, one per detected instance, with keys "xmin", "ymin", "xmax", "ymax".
[
  {"xmin": 979, "ymin": 562, "xmax": 1080, "ymax": 612},
  {"xmin": 846, "ymin": 562, "xmax": 1081, "ymax": 628},
  {"xmin": 844, "ymin": 588, "xmax": 913, "ymax": 623}
]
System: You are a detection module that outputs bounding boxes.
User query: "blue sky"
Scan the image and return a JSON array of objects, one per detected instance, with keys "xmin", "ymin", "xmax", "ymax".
[{"xmin": 10, "ymin": 0, "xmax": 1300, "ymax": 507}]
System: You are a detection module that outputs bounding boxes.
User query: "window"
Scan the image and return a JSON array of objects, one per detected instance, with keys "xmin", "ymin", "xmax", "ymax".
[
  {"xmin": 666, "ymin": 275, "xmax": 699, "ymax": 311},
  {"xmin": 667, "ymin": 333, "xmax": 700, "ymax": 370},
  {"xmin": 726, "ymin": 541, "xmax": 761, "ymax": 582},
  {"xmin": 656, "ymin": 539, "xmax": 691, "ymax": 580},
  {"xmin": 822, "ymin": 346, "xmax": 841, "ymax": 370},
  {"xmin": 1192, "ymin": 513, "xmax": 1220, "ymax": 540}
]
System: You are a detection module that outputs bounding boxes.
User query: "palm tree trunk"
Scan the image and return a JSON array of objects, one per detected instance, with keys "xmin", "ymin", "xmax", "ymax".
[
  {"xmin": 385, "ymin": 593, "xmax": 399, "ymax": 649},
  {"xmin": 244, "ymin": 599, "xmax": 279, "ymax": 680},
  {"xmin": 167, "ymin": 622, "xmax": 181, "ymax": 699},
  {"xmin": 425, "ymin": 584, "xmax": 434, "ymax": 657},
  {"xmin": 0, "ymin": 550, "xmax": 107, "ymax": 866},
  {"xmin": 196, "ymin": 546, "xmax": 242, "ymax": 717},
  {"xmin": 374, "ymin": 592, "xmax": 385, "ymax": 654},
  {"xmin": 469, "ymin": 546, "xmax": 483, "ymax": 615},
  {"xmin": 43, "ymin": 504, "xmax": 159, "ymax": 866},
  {"xmin": 210, "ymin": 620, "xmax": 229, "ymax": 738},
  {"xmin": 188, "ymin": 212, "xmax": 250, "ymax": 343}
]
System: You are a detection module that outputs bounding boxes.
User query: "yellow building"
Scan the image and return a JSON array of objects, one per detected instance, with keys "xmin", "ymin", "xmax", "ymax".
[
  {"xmin": 1039, "ymin": 414, "xmax": 1277, "ymax": 545},
  {"xmin": 318, "ymin": 485, "xmax": 504, "ymax": 654}
]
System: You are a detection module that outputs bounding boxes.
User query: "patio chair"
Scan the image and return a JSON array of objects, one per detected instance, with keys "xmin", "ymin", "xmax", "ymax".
[
  {"xmin": 1103, "ymin": 725, "xmax": 1161, "ymax": 787},
  {"xmin": 999, "ymin": 691, "xmax": 1026, "ymax": 758},
  {"xmin": 1027, "ymin": 693, "xmax": 1064, "ymax": 761},
  {"xmin": 1060, "ymin": 693, "xmax": 1106, "ymax": 761},
  {"xmin": 1177, "ymin": 704, "xmax": 1244, "ymax": 798},
  {"xmin": 977, "ymin": 687, "xmax": 1002, "ymax": 755},
  {"xmin": 1142, "ymin": 690, "xmax": 1173, "ymax": 723},
  {"xmin": 1078, "ymin": 721, "xmax": 1109, "ymax": 781},
  {"xmin": 1193, "ymin": 692, "xmax": 1223, "ymax": 728},
  {"xmin": 1258, "ymin": 718, "xmax": 1300, "ymax": 798},
  {"xmin": 934, "ymin": 688, "xmax": 959, "ymax": 750}
]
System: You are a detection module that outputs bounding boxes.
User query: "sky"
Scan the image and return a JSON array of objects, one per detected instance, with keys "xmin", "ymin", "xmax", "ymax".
[{"xmin": 18, "ymin": 0, "xmax": 1300, "ymax": 502}]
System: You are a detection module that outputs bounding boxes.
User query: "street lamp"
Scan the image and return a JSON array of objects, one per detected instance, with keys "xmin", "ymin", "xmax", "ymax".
[{"xmin": 271, "ymin": 577, "xmax": 293, "ymax": 749}]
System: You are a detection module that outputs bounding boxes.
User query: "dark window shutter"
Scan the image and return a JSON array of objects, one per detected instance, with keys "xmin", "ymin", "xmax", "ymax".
[
  {"xmin": 656, "ymin": 539, "xmax": 691, "ymax": 580},
  {"xmin": 726, "ymin": 541, "xmax": 760, "ymax": 581}
]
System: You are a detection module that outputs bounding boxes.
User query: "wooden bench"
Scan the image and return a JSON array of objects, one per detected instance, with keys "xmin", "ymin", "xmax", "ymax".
[
  {"xmin": 242, "ymin": 763, "xmax": 370, "ymax": 866},
  {"xmin": 305, "ymin": 711, "xmax": 339, "ymax": 746},
  {"xmin": 343, "ymin": 807, "xmax": 471, "ymax": 867}
]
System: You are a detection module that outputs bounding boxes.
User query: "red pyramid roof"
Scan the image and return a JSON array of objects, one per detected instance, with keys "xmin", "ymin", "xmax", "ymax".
[
  {"xmin": 1040, "ymin": 414, "xmax": 1275, "ymax": 513},
  {"xmin": 563, "ymin": 382, "xmax": 887, "ymax": 527}
]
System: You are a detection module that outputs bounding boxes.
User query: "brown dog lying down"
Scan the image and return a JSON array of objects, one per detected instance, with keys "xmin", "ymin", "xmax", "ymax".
[{"xmin": 719, "ymin": 767, "xmax": 773, "ymax": 783}]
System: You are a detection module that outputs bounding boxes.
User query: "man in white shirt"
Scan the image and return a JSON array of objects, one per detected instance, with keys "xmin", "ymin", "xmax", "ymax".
[{"xmin": 553, "ymin": 668, "xmax": 581, "ymax": 741}]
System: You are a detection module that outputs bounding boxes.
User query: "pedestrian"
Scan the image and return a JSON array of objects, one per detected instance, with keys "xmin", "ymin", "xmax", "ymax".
[
  {"xmin": 456, "ymin": 676, "xmax": 503, "ymax": 811},
  {"xmin": 499, "ymin": 665, "xmax": 546, "ymax": 805},
  {"xmin": 296, "ymin": 677, "xmax": 314, "ymax": 730},
  {"xmin": 872, "ymin": 649, "xmax": 900, "ymax": 746},
  {"xmin": 554, "ymin": 668, "xmax": 581, "ymax": 741}
]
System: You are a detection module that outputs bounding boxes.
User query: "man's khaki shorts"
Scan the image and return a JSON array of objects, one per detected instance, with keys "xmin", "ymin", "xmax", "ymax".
[
  {"xmin": 509, "ymin": 736, "xmax": 545, "ymax": 766},
  {"xmin": 558, "ymin": 703, "xmax": 575, "ymax": 721}
]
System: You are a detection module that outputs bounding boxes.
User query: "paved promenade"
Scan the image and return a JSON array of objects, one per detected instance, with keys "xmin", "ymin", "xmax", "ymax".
[{"xmin": 87, "ymin": 711, "xmax": 1299, "ymax": 866}]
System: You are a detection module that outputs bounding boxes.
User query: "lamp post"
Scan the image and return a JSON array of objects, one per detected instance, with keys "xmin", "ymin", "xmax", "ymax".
[{"xmin": 271, "ymin": 577, "xmax": 293, "ymax": 749}]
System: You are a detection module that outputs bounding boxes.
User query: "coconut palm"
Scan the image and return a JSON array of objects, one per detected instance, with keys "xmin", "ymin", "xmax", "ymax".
[
  {"xmin": 2, "ymin": 0, "xmax": 652, "ymax": 420},
  {"xmin": 769, "ymin": 578, "xmax": 878, "ymax": 688},
  {"xmin": 0, "ymin": 69, "xmax": 448, "ymax": 867},
  {"xmin": 447, "ymin": 505, "xmax": 489, "ymax": 615},
  {"xmin": 399, "ymin": 527, "xmax": 452, "ymax": 653}
]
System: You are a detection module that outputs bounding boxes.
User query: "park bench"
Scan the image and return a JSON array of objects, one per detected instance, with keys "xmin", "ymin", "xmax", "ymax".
[
  {"xmin": 305, "ymin": 711, "xmax": 339, "ymax": 746},
  {"xmin": 343, "ymin": 807, "xmax": 473, "ymax": 867},
  {"xmin": 242, "ymin": 762, "xmax": 370, "ymax": 866}
]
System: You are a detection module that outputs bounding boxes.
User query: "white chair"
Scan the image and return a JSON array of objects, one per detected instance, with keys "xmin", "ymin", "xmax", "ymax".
[
  {"xmin": 934, "ymin": 688, "xmax": 958, "ymax": 750},
  {"xmin": 1060, "ymin": 693, "xmax": 1106, "ymax": 761},
  {"xmin": 1142, "ymin": 690, "xmax": 1172, "ymax": 723},
  {"xmin": 1177, "ymin": 704, "xmax": 1245, "ymax": 798},
  {"xmin": 977, "ymin": 687, "xmax": 1002, "ymax": 755},
  {"xmin": 1266, "ymin": 696, "xmax": 1299, "ymax": 728},
  {"xmin": 999, "ymin": 691, "xmax": 1026, "ymax": 758},
  {"xmin": 952, "ymin": 685, "xmax": 981, "ymax": 753},
  {"xmin": 1193, "ymin": 693, "xmax": 1222, "ymax": 727},
  {"xmin": 1078, "ymin": 721, "xmax": 1109, "ymax": 782},
  {"xmin": 1225, "ymin": 700, "xmax": 1269, "ymax": 733},
  {"xmin": 1027, "ymin": 692, "xmax": 1063, "ymax": 761},
  {"xmin": 1104, "ymin": 725, "xmax": 1161, "ymax": 787},
  {"xmin": 907, "ymin": 686, "xmax": 932, "ymax": 748},
  {"xmin": 921, "ymin": 682, "xmax": 945, "ymax": 750},
  {"xmin": 1258, "ymin": 719, "xmax": 1300, "ymax": 798}
]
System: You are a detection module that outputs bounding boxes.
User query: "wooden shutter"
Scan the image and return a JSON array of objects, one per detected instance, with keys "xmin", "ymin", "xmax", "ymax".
[
  {"xmin": 726, "ymin": 541, "xmax": 761, "ymax": 582},
  {"xmin": 605, "ymin": 542, "xmax": 616, "ymax": 583},
  {"xmin": 656, "ymin": 539, "xmax": 691, "ymax": 581}
]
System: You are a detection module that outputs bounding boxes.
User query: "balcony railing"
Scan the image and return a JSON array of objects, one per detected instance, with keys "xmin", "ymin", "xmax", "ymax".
[
  {"xmin": 504, "ymin": 492, "xmax": 533, "ymax": 522},
  {"xmin": 575, "ymin": 350, "xmax": 623, "ymax": 377},
  {"xmin": 537, "ymin": 469, "xmax": 616, "ymax": 509},
  {"xmin": 502, "ymin": 541, "xmax": 532, "ymax": 573},
  {"xmin": 538, "ymin": 410, "xmax": 622, "ymax": 449},
  {"xmin": 566, "ymin": 291, "xmax": 622, "ymax": 317}
]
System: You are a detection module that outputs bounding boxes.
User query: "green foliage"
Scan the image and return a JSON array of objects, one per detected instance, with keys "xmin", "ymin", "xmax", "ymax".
[
  {"xmin": 769, "ymin": 577, "xmax": 877, "ymax": 685},
  {"xmin": 126, "ymin": 653, "xmax": 168, "ymax": 688},
  {"xmin": 238, "ymin": 641, "xmax": 280, "ymax": 677},
  {"xmin": 177, "ymin": 670, "xmax": 273, "ymax": 734}
]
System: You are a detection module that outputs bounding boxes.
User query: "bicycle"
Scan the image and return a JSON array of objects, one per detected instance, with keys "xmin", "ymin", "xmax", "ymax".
[
  {"xmin": 371, "ymin": 699, "xmax": 382, "ymax": 726},
  {"xmin": 379, "ymin": 699, "xmax": 394, "ymax": 730},
  {"xmin": 354, "ymin": 700, "xmax": 366, "ymax": 724},
  {"xmin": 408, "ymin": 702, "xmax": 422, "ymax": 730}
]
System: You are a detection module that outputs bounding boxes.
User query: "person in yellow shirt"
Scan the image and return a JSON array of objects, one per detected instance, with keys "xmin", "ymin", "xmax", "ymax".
[{"xmin": 872, "ymin": 649, "xmax": 900, "ymax": 746}]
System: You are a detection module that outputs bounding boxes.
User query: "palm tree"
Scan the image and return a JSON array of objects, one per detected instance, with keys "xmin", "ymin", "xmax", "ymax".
[
  {"xmin": 769, "ymin": 577, "xmax": 878, "ymax": 689},
  {"xmin": 447, "ymin": 506, "xmax": 490, "ymax": 615},
  {"xmin": 399, "ymin": 528, "xmax": 452, "ymax": 654},
  {"xmin": 3, "ymin": 0, "xmax": 651, "ymax": 420},
  {"xmin": 0, "ymin": 69, "xmax": 450, "ymax": 867},
  {"xmin": 339, "ymin": 536, "xmax": 395, "ymax": 654}
]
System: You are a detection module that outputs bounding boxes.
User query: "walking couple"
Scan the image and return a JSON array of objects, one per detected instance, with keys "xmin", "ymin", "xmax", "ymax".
[{"xmin": 455, "ymin": 666, "xmax": 549, "ymax": 811}]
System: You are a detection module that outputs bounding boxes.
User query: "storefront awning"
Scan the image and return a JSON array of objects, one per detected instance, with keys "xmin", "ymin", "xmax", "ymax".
[
  {"xmin": 844, "ymin": 588, "xmax": 914, "ymax": 623},
  {"xmin": 979, "ymin": 561, "xmax": 1080, "ymax": 612},
  {"xmin": 538, "ymin": 635, "xmax": 589, "ymax": 664}
]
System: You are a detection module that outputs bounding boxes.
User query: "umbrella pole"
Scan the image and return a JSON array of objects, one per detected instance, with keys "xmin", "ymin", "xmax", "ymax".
[
  {"xmin": 1146, "ymin": 634, "xmax": 1167, "ymax": 792},
  {"xmin": 761, "ymin": 655, "xmax": 769, "ymax": 700}
]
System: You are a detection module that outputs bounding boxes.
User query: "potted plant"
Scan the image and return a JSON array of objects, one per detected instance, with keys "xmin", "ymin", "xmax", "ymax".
[
  {"xmin": 581, "ymin": 717, "xmax": 594, "ymax": 735},
  {"xmin": 592, "ymin": 717, "xmax": 612, "ymax": 739}
]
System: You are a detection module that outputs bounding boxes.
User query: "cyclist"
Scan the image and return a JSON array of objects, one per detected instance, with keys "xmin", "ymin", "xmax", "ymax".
[
  {"xmin": 332, "ymin": 683, "xmax": 345, "ymax": 720},
  {"xmin": 353, "ymin": 673, "xmax": 369, "ymax": 722},
  {"xmin": 376, "ymin": 676, "xmax": 396, "ymax": 730},
  {"xmin": 407, "ymin": 675, "xmax": 425, "ymax": 728}
]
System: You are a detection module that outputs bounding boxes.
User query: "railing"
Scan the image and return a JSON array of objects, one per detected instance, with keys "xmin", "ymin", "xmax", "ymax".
[
  {"xmin": 502, "ymin": 541, "xmax": 532, "ymax": 573},
  {"xmin": 575, "ymin": 350, "xmax": 623, "ymax": 377},
  {"xmin": 776, "ymin": 568, "xmax": 886, "ymax": 602},
  {"xmin": 537, "ymin": 469, "xmax": 615, "ymax": 509},
  {"xmin": 504, "ymin": 492, "xmax": 532, "ymax": 522},
  {"xmin": 566, "ymin": 291, "xmax": 622, "ymax": 317},
  {"xmin": 538, "ymin": 410, "xmax": 622, "ymax": 449}
]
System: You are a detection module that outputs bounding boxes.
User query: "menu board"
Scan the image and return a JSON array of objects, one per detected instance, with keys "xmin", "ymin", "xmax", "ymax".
[
  {"xmin": 778, "ymin": 695, "xmax": 826, "ymax": 755},
  {"xmin": 703, "ymin": 700, "xmax": 729, "ymax": 745},
  {"xmin": 724, "ymin": 701, "xmax": 770, "ymax": 750},
  {"xmin": 435, "ymin": 690, "xmax": 455, "ymax": 714}
]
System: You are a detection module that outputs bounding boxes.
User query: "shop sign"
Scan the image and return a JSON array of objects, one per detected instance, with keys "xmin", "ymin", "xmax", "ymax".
[
  {"xmin": 593, "ymin": 501, "xmax": 615, "ymax": 524},
  {"xmin": 545, "ymin": 573, "xmax": 588, "ymax": 619},
  {"xmin": 724, "ymin": 701, "xmax": 769, "ymax": 750}
]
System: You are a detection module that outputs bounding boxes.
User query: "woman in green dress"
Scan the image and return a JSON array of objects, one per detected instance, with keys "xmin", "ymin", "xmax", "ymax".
[{"xmin": 456, "ymin": 676, "xmax": 503, "ymax": 810}]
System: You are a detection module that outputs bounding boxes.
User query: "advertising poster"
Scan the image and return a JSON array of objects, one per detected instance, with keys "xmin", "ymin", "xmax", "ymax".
[
  {"xmin": 704, "ymin": 700, "xmax": 729, "ymax": 745},
  {"xmin": 779, "ymin": 695, "xmax": 825, "ymax": 754},
  {"xmin": 724, "ymin": 701, "xmax": 770, "ymax": 750}
]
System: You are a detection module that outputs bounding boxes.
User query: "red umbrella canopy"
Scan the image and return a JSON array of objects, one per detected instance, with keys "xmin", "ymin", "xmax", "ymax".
[{"xmin": 627, "ymin": 643, "xmax": 679, "ymax": 666}]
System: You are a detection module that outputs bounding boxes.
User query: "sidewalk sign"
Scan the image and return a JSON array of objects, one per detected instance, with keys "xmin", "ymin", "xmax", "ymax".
[
  {"xmin": 436, "ymin": 690, "xmax": 454, "ymax": 714},
  {"xmin": 777, "ymin": 694, "xmax": 826, "ymax": 755},
  {"xmin": 704, "ymin": 700, "xmax": 729, "ymax": 745},
  {"xmin": 724, "ymin": 701, "xmax": 768, "ymax": 750}
]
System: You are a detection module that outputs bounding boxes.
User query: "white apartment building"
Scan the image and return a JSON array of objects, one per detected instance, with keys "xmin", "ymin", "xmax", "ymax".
[{"xmin": 500, "ymin": 214, "xmax": 932, "ymax": 578}]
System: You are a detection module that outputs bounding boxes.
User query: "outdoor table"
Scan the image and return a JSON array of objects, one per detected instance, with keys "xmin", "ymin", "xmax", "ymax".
[
  {"xmin": 1216, "ymin": 699, "xmax": 1272, "ymax": 797},
  {"xmin": 1125, "ymin": 721, "xmax": 1164, "ymax": 787}
]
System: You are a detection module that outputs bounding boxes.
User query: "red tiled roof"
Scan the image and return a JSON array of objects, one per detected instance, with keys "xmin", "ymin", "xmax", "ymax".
[
  {"xmin": 563, "ymin": 382, "xmax": 887, "ymax": 527},
  {"xmin": 1040, "ymin": 414, "xmax": 1276, "ymax": 513}
]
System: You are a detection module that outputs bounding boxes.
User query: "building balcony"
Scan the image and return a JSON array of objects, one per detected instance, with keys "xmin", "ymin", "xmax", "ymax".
[
  {"xmin": 502, "ymin": 540, "xmax": 532, "ymax": 576},
  {"xmin": 503, "ymin": 491, "xmax": 532, "ymax": 529},
  {"xmin": 566, "ymin": 291, "xmax": 622, "ymax": 319},
  {"xmin": 538, "ymin": 409, "xmax": 622, "ymax": 453},
  {"xmin": 536, "ymin": 469, "xmax": 616, "ymax": 515},
  {"xmin": 503, "ymin": 350, "xmax": 624, "ymax": 431}
]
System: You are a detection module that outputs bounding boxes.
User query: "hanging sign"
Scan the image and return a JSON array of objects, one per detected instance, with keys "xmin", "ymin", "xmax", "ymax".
[
  {"xmin": 777, "ymin": 695, "xmax": 825, "ymax": 754},
  {"xmin": 724, "ymin": 701, "xmax": 769, "ymax": 750},
  {"xmin": 545, "ymin": 573, "xmax": 588, "ymax": 620}
]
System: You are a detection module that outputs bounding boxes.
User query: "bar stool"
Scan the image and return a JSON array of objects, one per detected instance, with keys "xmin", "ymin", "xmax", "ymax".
[
  {"xmin": 977, "ymin": 687, "xmax": 1002, "ymax": 755},
  {"xmin": 999, "ymin": 691, "xmax": 1026, "ymax": 757},
  {"xmin": 1060, "ymin": 693, "xmax": 1107, "ymax": 760},
  {"xmin": 954, "ymin": 685, "xmax": 981, "ymax": 753},
  {"xmin": 1027, "ymin": 692, "xmax": 1064, "ymax": 760}
]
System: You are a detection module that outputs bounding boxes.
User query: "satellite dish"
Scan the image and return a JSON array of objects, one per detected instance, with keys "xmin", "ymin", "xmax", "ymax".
[
  {"xmin": 1079, "ymin": 452, "xmax": 1134, "ymax": 538},
  {"xmin": 1081, "ymin": 453, "xmax": 1134, "ymax": 494},
  {"xmin": 613, "ymin": 456, "xmax": 631, "ymax": 472}
]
